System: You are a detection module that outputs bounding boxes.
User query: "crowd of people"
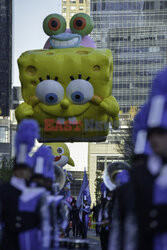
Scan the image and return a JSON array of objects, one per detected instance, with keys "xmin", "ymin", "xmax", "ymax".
[
  {"xmin": 65, "ymin": 198, "xmax": 91, "ymax": 239},
  {"xmin": 91, "ymin": 67, "xmax": 167, "ymax": 250},
  {"xmin": 0, "ymin": 119, "xmax": 92, "ymax": 250}
]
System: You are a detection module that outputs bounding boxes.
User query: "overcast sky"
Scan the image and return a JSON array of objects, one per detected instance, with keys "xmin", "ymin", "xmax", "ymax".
[{"xmin": 12, "ymin": 0, "xmax": 62, "ymax": 86}]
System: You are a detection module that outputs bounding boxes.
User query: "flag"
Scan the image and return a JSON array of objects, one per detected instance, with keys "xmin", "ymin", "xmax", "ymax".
[{"xmin": 76, "ymin": 169, "xmax": 91, "ymax": 208}]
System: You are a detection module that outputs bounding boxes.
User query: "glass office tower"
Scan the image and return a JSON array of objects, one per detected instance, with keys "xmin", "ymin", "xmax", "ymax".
[
  {"xmin": 0, "ymin": 0, "xmax": 12, "ymax": 116},
  {"xmin": 91, "ymin": 0, "xmax": 167, "ymax": 112}
]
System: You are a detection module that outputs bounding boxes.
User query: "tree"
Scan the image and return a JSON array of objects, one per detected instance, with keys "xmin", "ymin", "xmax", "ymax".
[
  {"xmin": 116, "ymin": 119, "xmax": 135, "ymax": 166},
  {"xmin": 129, "ymin": 106, "xmax": 138, "ymax": 120},
  {"xmin": 0, "ymin": 157, "xmax": 14, "ymax": 183},
  {"xmin": 94, "ymin": 170, "xmax": 103, "ymax": 203}
]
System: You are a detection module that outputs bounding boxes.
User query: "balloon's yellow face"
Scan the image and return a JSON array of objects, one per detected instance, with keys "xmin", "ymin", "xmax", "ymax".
[
  {"xmin": 44, "ymin": 142, "xmax": 74, "ymax": 167},
  {"xmin": 17, "ymin": 47, "xmax": 119, "ymax": 142}
]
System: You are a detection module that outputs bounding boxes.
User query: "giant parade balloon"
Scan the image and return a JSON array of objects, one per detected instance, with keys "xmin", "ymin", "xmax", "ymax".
[{"xmin": 15, "ymin": 13, "xmax": 119, "ymax": 142}]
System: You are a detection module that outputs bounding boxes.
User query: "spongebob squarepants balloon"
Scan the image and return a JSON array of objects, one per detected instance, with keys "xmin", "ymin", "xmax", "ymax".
[
  {"xmin": 44, "ymin": 143, "xmax": 74, "ymax": 168},
  {"xmin": 15, "ymin": 13, "xmax": 119, "ymax": 142}
]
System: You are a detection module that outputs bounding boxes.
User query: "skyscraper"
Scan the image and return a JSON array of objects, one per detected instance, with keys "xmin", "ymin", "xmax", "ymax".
[
  {"xmin": 88, "ymin": 0, "xmax": 167, "ymax": 204},
  {"xmin": 91, "ymin": 0, "xmax": 167, "ymax": 112},
  {"xmin": 62, "ymin": 0, "xmax": 90, "ymax": 27},
  {"xmin": 0, "ymin": 0, "xmax": 12, "ymax": 116}
]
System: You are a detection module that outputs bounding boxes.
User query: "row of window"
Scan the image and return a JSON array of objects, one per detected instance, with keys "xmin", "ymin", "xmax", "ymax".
[
  {"xmin": 132, "ymin": 83, "xmax": 150, "ymax": 88},
  {"xmin": 91, "ymin": 2, "xmax": 145, "ymax": 12},
  {"xmin": 93, "ymin": 15, "xmax": 167, "ymax": 27},
  {"xmin": 97, "ymin": 157, "xmax": 125, "ymax": 171},
  {"xmin": 63, "ymin": 12, "xmax": 80, "ymax": 17},
  {"xmin": 63, "ymin": 6, "xmax": 84, "ymax": 11},
  {"xmin": 109, "ymin": 36, "xmax": 161, "ymax": 42},
  {"xmin": 113, "ymin": 83, "xmax": 150, "ymax": 90},
  {"xmin": 113, "ymin": 84, "xmax": 130, "ymax": 89},
  {"xmin": 91, "ymin": 1, "xmax": 167, "ymax": 12},
  {"xmin": 113, "ymin": 71, "xmax": 157, "ymax": 77},
  {"xmin": 92, "ymin": 14, "xmax": 167, "ymax": 23},
  {"xmin": 114, "ymin": 59, "xmax": 164, "ymax": 65},
  {"xmin": 93, "ymin": 11, "xmax": 142, "ymax": 22},
  {"xmin": 115, "ymin": 94, "xmax": 148, "ymax": 101},
  {"xmin": 143, "ymin": 1, "xmax": 167, "ymax": 10},
  {"xmin": 63, "ymin": 0, "xmax": 84, "ymax": 3},
  {"xmin": 0, "ymin": 126, "xmax": 8, "ymax": 143},
  {"xmin": 114, "ymin": 46, "xmax": 166, "ymax": 53},
  {"xmin": 94, "ymin": 18, "xmax": 167, "ymax": 29}
]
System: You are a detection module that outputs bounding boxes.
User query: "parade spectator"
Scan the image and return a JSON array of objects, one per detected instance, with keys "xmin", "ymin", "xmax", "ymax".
[
  {"xmin": 79, "ymin": 198, "xmax": 91, "ymax": 239},
  {"xmin": 71, "ymin": 199, "xmax": 80, "ymax": 237},
  {"xmin": 92, "ymin": 202, "xmax": 101, "ymax": 236}
]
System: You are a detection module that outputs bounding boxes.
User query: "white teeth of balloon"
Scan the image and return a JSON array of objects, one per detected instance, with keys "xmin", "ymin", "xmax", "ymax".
[
  {"xmin": 57, "ymin": 41, "xmax": 61, "ymax": 47},
  {"xmin": 57, "ymin": 117, "xmax": 65, "ymax": 125},
  {"xmin": 73, "ymin": 38, "xmax": 78, "ymax": 43},
  {"xmin": 53, "ymin": 38, "xmax": 79, "ymax": 48},
  {"xmin": 68, "ymin": 117, "xmax": 77, "ymax": 124},
  {"xmin": 67, "ymin": 41, "xmax": 71, "ymax": 46}
]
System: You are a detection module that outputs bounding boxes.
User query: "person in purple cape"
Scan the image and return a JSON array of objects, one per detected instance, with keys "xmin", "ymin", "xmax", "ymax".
[
  {"xmin": 79, "ymin": 192, "xmax": 91, "ymax": 239},
  {"xmin": 109, "ymin": 95, "xmax": 167, "ymax": 250},
  {"xmin": 18, "ymin": 145, "xmax": 55, "ymax": 250},
  {"xmin": 30, "ymin": 145, "xmax": 69, "ymax": 249},
  {"xmin": 132, "ymin": 95, "xmax": 167, "ymax": 250},
  {"xmin": 150, "ymin": 67, "xmax": 167, "ymax": 98},
  {"xmin": 0, "ymin": 119, "xmax": 39, "ymax": 250},
  {"xmin": 98, "ymin": 183, "xmax": 114, "ymax": 250}
]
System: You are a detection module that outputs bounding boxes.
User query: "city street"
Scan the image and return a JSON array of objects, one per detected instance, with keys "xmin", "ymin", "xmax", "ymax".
[
  {"xmin": 87, "ymin": 229, "xmax": 101, "ymax": 249},
  {"xmin": 59, "ymin": 229, "xmax": 101, "ymax": 250}
]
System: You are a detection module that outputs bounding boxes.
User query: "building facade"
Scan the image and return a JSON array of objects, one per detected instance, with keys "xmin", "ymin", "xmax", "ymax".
[
  {"xmin": 0, "ymin": 87, "xmax": 23, "ymax": 161},
  {"xmin": 62, "ymin": 0, "xmax": 90, "ymax": 27},
  {"xmin": 88, "ymin": 114, "xmax": 131, "ymax": 204},
  {"xmin": 0, "ymin": 0, "xmax": 12, "ymax": 116},
  {"xmin": 91, "ymin": 0, "xmax": 167, "ymax": 112}
]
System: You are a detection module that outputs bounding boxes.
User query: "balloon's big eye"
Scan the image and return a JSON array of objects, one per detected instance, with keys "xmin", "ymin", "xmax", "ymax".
[
  {"xmin": 70, "ymin": 13, "xmax": 94, "ymax": 36},
  {"xmin": 73, "ymin": 17, "xmax": 86, "ymax": 30},
  {"xmin": 48, "ymin": 18, "xmax": 61, "ymax": 31},
  {"xmin": 71, "ymin": 91, "xmax": 84, "ymax": 103},
  {"xmin": 57, "ymin": 147, "xmax": 64, "ymax": 154},
  {"xmin": 35, "ymin": 80, "xmax": 64, "ymax": 105},
  {"xmin": 66, "ymin": 79, "xmax": 94, "ymax": 105},
  {"xmin": 45, "ymin": 93, "xmax": 58, "ymax": 104},
  {"xmin": 43, "ymin": 13, "xmax": 66, "ymax": 36}
]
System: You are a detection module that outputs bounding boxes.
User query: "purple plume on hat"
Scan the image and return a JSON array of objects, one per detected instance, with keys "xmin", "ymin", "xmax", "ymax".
[
  {"xmin": 133, "ymin": 102, "xmax": 153, "ymax": 155},
  {"xmin": 134, "ymin": 95, "xmax": 167, "ymax": 155},
  {"xmin": 32, "ymin": 145, "xmax": 54, "ymax": 180},
  {"xmin": 15, "ymin": 119, "xmax": 39, "ymax": 165},
  {"xmin": 147, "ymin": 95, "xmax": 167, "ymax": 130},
  {"xmin": 150, "ymin": 67, "xmax": 167, "ymax": 98}
]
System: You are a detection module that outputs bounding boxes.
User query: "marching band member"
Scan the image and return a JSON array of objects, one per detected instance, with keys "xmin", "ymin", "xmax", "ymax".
[{"xmin": 0, "ymin": 119, "xmax": 39, "ymax": 250}]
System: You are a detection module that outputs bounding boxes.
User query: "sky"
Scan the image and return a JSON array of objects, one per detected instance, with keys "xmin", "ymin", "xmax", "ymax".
[
  {"xmin": 12, "ymin": 0, "xmax": 88, "ymax": 171},
  {"xmin": 12, "ymin": 0, "xmax": 62, "ymax": 86}
]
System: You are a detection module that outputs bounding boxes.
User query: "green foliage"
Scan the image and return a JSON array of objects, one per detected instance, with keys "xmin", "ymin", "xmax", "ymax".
[
  {"xmin": 0, "ymin": 157, "xmax": 14, "ymax": 183},
  {"xmin": 116, "ymin": 121, "xmax": 134, "ymax": 166},
  {"xmin": 94, "ymin": 170, "xmax": 103, "ymax": 203}
]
